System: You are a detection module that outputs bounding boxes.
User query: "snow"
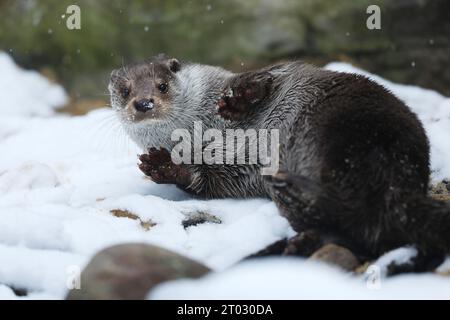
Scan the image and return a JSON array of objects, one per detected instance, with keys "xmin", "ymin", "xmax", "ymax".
[
  {"xmin": 0, "ymin": 52, "xmax": 67, "ymax": 117},
  {"xmin": 150, "ymin": 258, "xmax": 450, "ymax": 300},
  {"xmin": 0, "ymin": 52, "xmax": 449, "ymax": 299},
  {"xmin": 373, "ymin": 247, "xmax": 418, "ymax": 277}
]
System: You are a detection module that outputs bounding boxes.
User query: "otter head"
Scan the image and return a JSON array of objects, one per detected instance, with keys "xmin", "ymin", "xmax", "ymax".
[{"xmin": 108, "ymin": 54, "xmax": 181, "ymax": 124}]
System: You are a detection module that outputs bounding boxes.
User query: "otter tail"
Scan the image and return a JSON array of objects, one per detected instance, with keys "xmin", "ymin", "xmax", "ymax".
[{"xmin": 400, "ymin": 195, "xmax": 450, "ymax": 254}]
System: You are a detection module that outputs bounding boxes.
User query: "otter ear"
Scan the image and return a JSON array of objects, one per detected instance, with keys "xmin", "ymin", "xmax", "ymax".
[
  {"xmin": 168, "ymin": 58, "xmax": 181, "ymax": 73},
  {"xmin": 110, "ymin": 69, "xmax": 119, "ymax": 79},
  {"xmin": 109, "ymin": 69, "xmax": 122, "ymax": 83}
]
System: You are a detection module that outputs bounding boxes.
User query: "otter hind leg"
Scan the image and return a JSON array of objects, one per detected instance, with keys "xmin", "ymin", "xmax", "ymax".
[
  {"xmin": 266, "ymin": 171, "xmax": 337, "ymax": 230},
  {"xmin": 265, "ymin": 171, "xmax": 359, "ymax": 253},
  {"xmin": 244, "ymin": 229, "xmax": 326, "ymax": 259}
]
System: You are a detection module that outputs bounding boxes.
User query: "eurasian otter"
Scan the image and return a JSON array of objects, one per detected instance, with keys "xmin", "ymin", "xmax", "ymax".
[{"xmin": 109, "ymin": 54, "xmax": 450, "ymax": 267}]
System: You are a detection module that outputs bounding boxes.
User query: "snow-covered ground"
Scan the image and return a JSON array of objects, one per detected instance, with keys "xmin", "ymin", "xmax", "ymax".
[{"xmin": 0, "ymin": 52, "xmax": 449, "ymax": 299}]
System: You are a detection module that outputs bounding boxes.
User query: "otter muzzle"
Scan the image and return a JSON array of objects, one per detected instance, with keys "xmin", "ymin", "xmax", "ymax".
[{"xmin": 134, "ymin": 98, "xmax": 154, "ymax": 113}]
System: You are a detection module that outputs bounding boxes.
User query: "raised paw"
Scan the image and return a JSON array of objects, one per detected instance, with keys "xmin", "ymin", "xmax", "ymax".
[
  {"xmin": 138, "ymin": 147, "xmax": 191, "ymax": 186},
  {"xmin": 217, "ymin": 71, "xmax": 273, "ymax": 121}
]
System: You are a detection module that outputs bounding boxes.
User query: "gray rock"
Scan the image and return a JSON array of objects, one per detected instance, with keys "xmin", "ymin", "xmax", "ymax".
[
  {"xmin": 430, "ymin": 180, "xmax": 450, "ymax": 203},
  {"xmin": 66, "ymin": 243, "xmax": 210, "ymax": 300},
  {"xmin": 309, "ymin": 243, "xmax": 360, "ymax": 272},
  {"xmin": 182, "ymin": 211, "xmax": 222, "ymax": 229}
]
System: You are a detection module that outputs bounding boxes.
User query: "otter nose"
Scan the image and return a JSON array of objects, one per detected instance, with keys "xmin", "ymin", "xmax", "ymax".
[{"xmin": 134, "ymin": 98, "xmax": 154, "ymax": 113}]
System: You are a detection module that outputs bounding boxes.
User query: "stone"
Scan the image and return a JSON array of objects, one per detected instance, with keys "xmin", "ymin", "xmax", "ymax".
[
  {"xmin": 66, "ymin": 243, "xmax": 210, "ymax": 300},
  {"xmin": 429, "ymin": 181, "xmax": 449, "ymax": 195},
  {"xmin": 309, "ymin": 243, "xmax": 360, "ymax": 272},
  {"xmin": 431, "ymin": 194, "xmax": 450, "ymax": 203},
  {"xmin": 429, "ymin": 180, "xmax": 450, "ymax": 203},
  {"xmin": 182, "ymin": 211, "xmax": 222, "ymax": 229}
]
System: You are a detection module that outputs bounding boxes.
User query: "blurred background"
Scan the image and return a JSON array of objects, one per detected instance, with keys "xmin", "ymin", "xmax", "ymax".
[{"xmin": 0, "ymin": 0, "xmax": 449, "ymax": 114}]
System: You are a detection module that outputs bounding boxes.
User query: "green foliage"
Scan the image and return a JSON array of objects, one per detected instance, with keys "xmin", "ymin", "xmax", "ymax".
[
  {"xmin": 0, "ymin": 0, "xmax": 448, "ymax": 97},
  {"xmin": 0, "ymin": 0, "xmax": 391, "ymax": 76},
  {"xmin": 0, "ymin": 0, "xmax": 257, "ymax": 76}
]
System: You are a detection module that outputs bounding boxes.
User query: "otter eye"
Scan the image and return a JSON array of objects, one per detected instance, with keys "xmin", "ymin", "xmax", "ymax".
[
  {"xmin": 158, "ymin": 83, "xmax": 168, "ymax": 93},
  {"xmin": 121, "ymin": 87, "xmax": 130, "ymax": 99}
]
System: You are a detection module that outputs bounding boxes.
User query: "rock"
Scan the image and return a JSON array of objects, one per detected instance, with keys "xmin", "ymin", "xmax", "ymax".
[
  {"xmin": 182, "ymin": 211, "xmax": 222, "ymax": 229},
  {"xmin": 431, "ymin": 194, "xmax": 450, "ymax": 203},
  {"xmin": 66, "ymin": 243, "xmax": 210, "ymax": 300},
  {"xmin": 309, "ymin": 243, "xmax": 360, "ymax": 272},
  {"xmin": 429, "ymin": 181, "xmax": 450, "ymax": 195},
  {"xmin": 429, "ymin": 180, "xmax": 450, "ymax": 203},
  {"xmin": 436, "ymin": 260, "xmax": 450, "ymax": 277},
  {"xmin": 437, "ymin": 270, "xmax": 450, "ymax": 277},
  {"xmin": 354, "ymin": 262, "xmax": 372, "ymax": 275}
]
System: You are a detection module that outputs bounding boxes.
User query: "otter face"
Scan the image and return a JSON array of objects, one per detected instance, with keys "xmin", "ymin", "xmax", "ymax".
[{"xmin": 108, "ymin": 55, "xmax": 181, "ymax": 123}]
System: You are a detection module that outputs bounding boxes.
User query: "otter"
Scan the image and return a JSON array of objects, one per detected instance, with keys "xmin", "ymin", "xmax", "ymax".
[{"xmin": 109, "ymin": 54, "xmax": 450, "ymax": 268}]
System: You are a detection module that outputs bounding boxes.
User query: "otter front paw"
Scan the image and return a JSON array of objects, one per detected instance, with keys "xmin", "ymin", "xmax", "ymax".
[
  {"xmin": 138, "ymin": 147, "xmax": 191, "ymax": 186},
  {"xmin": 217, "ymin": 71, "xmax": 272, "ymax": 121}
]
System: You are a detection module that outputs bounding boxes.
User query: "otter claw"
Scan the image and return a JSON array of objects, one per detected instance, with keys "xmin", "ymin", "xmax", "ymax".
[
  {"xmin": 225, "ymin": 87, "xmax": 234, "ymax": 98},
  {"xmin": 216, "ymin": 72, "xmax": 272, "ymax": 121},
  {"xmin": 138, "ymin": 147, "xmax": 191, "ymax": 188}
]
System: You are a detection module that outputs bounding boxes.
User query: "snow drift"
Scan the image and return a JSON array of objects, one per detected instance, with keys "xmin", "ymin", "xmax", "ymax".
[{"xmin": 0, "ymin": 52, "xmax": 67, "ymax": 117}]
